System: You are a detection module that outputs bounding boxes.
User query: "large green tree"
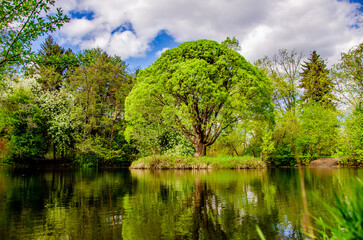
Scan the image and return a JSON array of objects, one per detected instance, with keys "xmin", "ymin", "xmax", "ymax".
[
  {"xmin": 0, "ymin": 0, "xmax": 69, "ymax": 72},
  {"xmin": 125, "ymin": 40, "xmax": 273, "ymax": 157},
  {"xmin": 299, "ymin": 51, "xmax": 335, "ymax": 108}
]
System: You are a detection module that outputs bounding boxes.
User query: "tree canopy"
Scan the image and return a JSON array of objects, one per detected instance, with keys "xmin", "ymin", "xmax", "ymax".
[{"xmin": 125, "ymin": 39, "xmax": 273, "ymax": 157}]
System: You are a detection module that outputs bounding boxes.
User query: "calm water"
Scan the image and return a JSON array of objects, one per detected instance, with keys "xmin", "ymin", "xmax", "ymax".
[{"xmin": 0, "ymin": 167, "xmax": 361, "ymax": 240}]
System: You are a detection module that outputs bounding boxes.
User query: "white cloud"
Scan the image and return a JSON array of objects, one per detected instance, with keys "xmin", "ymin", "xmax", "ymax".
[
  {"xmin": 54, "ymin": 0, "xmax": 362, "ymax": 64},
  {"xmin": 155, "ymin": 47, "xmax": 169, "ymax": 58}
]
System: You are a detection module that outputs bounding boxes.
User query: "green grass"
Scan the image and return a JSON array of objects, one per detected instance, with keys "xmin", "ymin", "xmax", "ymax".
[{"xmin": 130, "ymin": 155, "xmax": 265, "ymax": 169}]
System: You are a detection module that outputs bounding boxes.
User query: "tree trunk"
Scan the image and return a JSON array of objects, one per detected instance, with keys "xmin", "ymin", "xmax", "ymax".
[
  {"xmin": 109, "ymin": 102, "xmax": 118, "ymax": 148},
  {"xmin": 194, "ymin": 142, "xmax": 206, "ymax": 157},
  {"xmin": 53, "ymin": 143, "xmax": 56, "ymax": 160}
]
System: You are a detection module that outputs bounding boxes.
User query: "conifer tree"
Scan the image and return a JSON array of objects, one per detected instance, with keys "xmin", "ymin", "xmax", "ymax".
[
  {"xmin": 39, "ymin": 36, "xmax": 73, "ymax": 75},
  {"xmin": 299, "ymin": 51, "xmax": 335, "ymax": 108},
  {"xmin": 35, "ymin": 36, "xmax": 73, "ymax": 90}
]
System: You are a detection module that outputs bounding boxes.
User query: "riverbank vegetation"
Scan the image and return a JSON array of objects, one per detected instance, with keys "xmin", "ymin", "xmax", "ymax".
[
  {"xmin": 130, "ymin": 155, "xmax": 265, "ymax": 169},
  {"xmin": 0, "ymin": 4, "xmax": 362, "ymax": 167}
]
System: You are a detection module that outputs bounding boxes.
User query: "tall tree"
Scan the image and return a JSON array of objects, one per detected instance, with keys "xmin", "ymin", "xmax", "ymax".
[
  {"xmin": 0, "ymin": 0, "xmax": 69, "ymax": 71},
  {"xmin": 255, "ymin": 49, "xmax": 303, "ymax": 113},
  {"xmin": 299, "ymin": 51, "xmax": 335, "ymax": 108},
  {"xmin": 125, "ymin": 40, "xmax": 273, "ymax": 157},
  {"xmin": 67, "ymin": 49, "xmax": 134, "ymax": 163}
]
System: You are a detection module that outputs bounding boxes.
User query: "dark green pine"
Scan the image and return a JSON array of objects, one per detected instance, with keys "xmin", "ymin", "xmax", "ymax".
[{"xmin": 299, "ymin": 51, "xmax": 336, "ymax": 108}]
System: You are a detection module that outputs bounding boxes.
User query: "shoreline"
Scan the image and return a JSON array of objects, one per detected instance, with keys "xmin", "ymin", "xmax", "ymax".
[{"xmin": 1, "ymin": 157, "xmax": 361, "ymax": 169}]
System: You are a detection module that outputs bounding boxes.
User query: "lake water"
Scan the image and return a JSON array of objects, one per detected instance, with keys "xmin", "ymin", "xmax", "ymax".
[{"xmin": 0, "ymin": 167, "xmax": 361, "ymax": 239}]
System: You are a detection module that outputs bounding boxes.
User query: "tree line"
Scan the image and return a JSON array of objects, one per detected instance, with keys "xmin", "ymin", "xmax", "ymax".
[{"xmin": 0, "ymin": 1, "xmax": 361, "ymax": 166}]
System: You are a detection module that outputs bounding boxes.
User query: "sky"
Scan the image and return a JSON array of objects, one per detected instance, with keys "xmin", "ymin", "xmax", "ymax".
[{"xmin": 41, "ymin": 0, "xmax": 363, "ymax": 70}]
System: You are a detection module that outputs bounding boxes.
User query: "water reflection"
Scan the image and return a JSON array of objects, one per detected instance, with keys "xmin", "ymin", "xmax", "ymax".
[{"xmin": 0, "ymin": 168, "xmax": 361, "ymax": 239}]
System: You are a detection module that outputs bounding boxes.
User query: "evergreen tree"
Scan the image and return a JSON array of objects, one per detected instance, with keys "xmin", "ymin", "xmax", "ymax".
[
  {"xmin": 34, "ymin": 36, "xmax": 73, "ymax": 90},
  {"xmin": 39, "ymin": 36, "xmax": 73, "ymax": 75},
  {"xmin": 299, "ymin": 51, "xmax": 335, "ymax": 108}
]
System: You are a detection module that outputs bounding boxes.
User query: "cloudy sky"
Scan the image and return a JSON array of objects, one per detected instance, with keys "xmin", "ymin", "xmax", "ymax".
[{"xmin": 47, "ymin": 0, "xmax": 362, "ymax": 69}]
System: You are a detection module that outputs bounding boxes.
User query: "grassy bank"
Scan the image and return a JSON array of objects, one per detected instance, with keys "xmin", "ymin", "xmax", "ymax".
[{"xmin": 130, "ymin": 155, "xmax": 265, "ymax": 169}]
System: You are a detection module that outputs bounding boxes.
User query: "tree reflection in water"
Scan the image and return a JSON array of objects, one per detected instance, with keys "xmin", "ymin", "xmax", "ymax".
[{"xmin": 0, "ymin": 168, "xmax": 361, "ymax": 239}]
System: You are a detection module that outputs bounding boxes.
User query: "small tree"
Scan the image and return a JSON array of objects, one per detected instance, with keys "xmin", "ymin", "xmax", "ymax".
[{"xmin": 125, "ymin": 40, "xmax": 273, "ymax": 157}]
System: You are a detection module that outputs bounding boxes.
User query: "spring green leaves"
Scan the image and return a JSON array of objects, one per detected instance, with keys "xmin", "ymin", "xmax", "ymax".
[{"xmin": 125, "ymin": 40, "xmax": 273, "ymax": 156}]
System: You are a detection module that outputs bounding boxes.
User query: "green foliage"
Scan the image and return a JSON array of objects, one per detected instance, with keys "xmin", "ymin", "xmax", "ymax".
[
  {"xmin": 37, "ymin": 89, "xmax": 80, "ymax": 156},
  {"xmin": 158, "ymin": 131, "xmax": 194, "ymax": 157},
  {"xmin": 241, "ymin": 120, "xmax": 274, "ymax": 159},
  {"xmin": 0, "ymin": 78, "xmax": 49, "ymax": 162},
  {"xmin": 221, "ymin": 36, "xmax": 241, "ymax": 52},
  {"xmin": 126, "ymin": 39, "xmax": 273, "ymax": 157},
  {"xmin": 272, "ymin": 141, "xmax": 296, "ymax": 166},
  {"xmin": 337, "ymin": 107, "xmax": 363, "ymax": 165},
  {"xmin": 260, "ymin": 128, "xmax": 275, "ymax": 161},
  {"xmin": 297, "ymin": 103, "xmax": 339, "ymax": 159},
  {"xmin": 299, "ymin": 51, "xmax": 336, "ymax": 108},
  {"xmin": 73, "ymin": 152, "xmax": 101, "ymax": 168},
  {"xmin": 73, "ymin": 134, "xmax": 135, "ymax": 167},
  {"xmin": 31, "ymin": 36, "xmax": 74, "ymax": 90},
  {"xmin": 67, "ymin": 48, "xmax": 135, "ymax": 166},
  {"xmin": 0, "ymin": 0, "xmax": 69, "ymax": 71},
  {"xmin": 332, "ymin": 43, "xmax": 363, "ymax": 108},
  {"xmin": 271, "ymin": 109, "xmax": 299, "ymax": 166},
  {"xmin": 270, "ymin": 103, "xmax": 338, "ymax": 166},
  {"xmin": 207, "ymin": 121, "xmax": 249, "ymax": 157}
]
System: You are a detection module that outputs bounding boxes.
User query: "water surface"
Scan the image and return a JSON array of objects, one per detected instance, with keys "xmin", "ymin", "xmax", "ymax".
[{"xmin": 0, "ymin": 168, "xmax": 361, "ymax": 239}]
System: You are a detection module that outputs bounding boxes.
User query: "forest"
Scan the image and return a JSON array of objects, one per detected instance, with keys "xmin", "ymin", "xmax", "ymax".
[{"xmin": 0, "ymin": 1, "xmax": 362, "ymax": 168}]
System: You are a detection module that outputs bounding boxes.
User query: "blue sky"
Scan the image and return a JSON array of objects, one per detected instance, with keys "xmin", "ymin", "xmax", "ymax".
[
  {"xmin": 38, "ymin": 0, "xmax": 362, "ymax": 70},
  {"xmin": 126, "ymin": 31, "xmax": 179, "ymax": 71}
]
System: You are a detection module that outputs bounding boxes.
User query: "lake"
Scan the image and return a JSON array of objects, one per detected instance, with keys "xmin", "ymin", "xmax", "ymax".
[{"xmin": 0, "ymin": 167, "xmax": 361, "ymax": 239}]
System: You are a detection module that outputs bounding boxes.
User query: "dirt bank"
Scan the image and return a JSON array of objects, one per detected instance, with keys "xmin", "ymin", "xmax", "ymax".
[{"xmin": 307, "ymin": 158, "xmax": 340, "ymax": 168}]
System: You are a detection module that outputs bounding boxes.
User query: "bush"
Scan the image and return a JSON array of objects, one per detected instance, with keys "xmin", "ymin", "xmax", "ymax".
[
  {"xmin": 270, "ymin": 143, "xmax": 296, "ymax": 166},
  {"xmin": 74, "ymin": 153, "xmax": 100, "ymax": 168}
]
